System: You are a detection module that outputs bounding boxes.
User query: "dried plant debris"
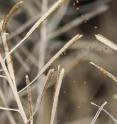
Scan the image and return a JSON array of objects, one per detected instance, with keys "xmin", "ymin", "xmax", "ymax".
[
  {"xmin": 95, "ymin": 34, "xmax": 117, "ymax": 52},
  {"xmin": 91, "ymin": 102, "xmax": 117, "ymax": 124},
  {"xmin": 90, "ymin": 62, "xmax": 117, "ymax": 83},
  {"xmin": 0, "ymin": 0, "xmax": 117, "ymax": 124},
  {"xmin": 91, "ymin": 101, "xmax": 107, "ymax": 124}
]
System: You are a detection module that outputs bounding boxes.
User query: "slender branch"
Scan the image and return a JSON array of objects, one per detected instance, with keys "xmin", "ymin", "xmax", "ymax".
[
  {"xmin": 91, "ymin": 101, "xmax": 107, "ymax": 124},
  {"xmin": 4, "ymin": 0, "xmax": 67, "ymax": 60},
  {"xmin": 18, "ymin": 34, "xmax": 82, "ymax": 94},
  {"xmin": 0, "ymin": 88, "xmax": 16, "ymax": 124},
  {"xmin": 2, "ymin": 1, "xmax": 23, "ymax": 32},
  {"xmin": 0, "ymin": 107, "xmax": 19, "ymax": 112},
  {"xmin": 0, "ymin": 54, "xmax": 28, "ymax": 123},
  {"xmin": 27, "ymin": 69, "xmax": 54, "ymax": 123},
  {"xmin": 50, "ymin": 68, "xmax": 64, "ymax": 124},
  {"xmin": 90, "ymin": 62, "xmax": 117, "ymax": 83},
  {"xmin": 95, "ymin": 34, "xmax": 117, "ymax": 52},
  {"xmin": 92, "ymin": 102, "xmax": 117, "ymax": 124},
  {"xmin": 25, "ymin": 75, "xmax": 33, "ymax": 124}
]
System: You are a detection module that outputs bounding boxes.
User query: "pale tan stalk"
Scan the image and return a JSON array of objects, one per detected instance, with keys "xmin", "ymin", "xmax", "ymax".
[
  {"xmin": 90, "ymin": 62, "xmax": 117, "ymax": 83},
  {"xmin": 0, "ymin": 54, "xmax": 27, "ymax": 123},
  {"xmin": 5, "ymin": 0, "xmax": 67, "ymax": 59},
  {"xmin": 19, "ymin": 34, "xmax": 82, "ymax": 94},
  {"xmin": 50, "ymin": 68, "xmax": 64, "ymax": 124},
  {"xmin": 26, "ymin": 75, "xmax": 33, "ymax": 124},
  {"xmin": 91, "ymin": 101, "xmax": 107, "ymax": 124},
  {"xmin": 95, "ymin": 34, "xmax": 117, "ymax": 51}
]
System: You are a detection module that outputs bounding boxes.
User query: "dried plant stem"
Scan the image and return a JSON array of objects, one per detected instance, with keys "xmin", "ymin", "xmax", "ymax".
[
  {"xmin": 14, "ymin": 51, "xmax": 30, "ymax": 71},
  {"xmin": 95, "ymin": 34, "xmax": 117, "ymax": 51},
  {"xmin": 0, "ymin": 107, "xmax": 19, "ymax": 112},
  {"xmin": 26, "ymin": 75, "xmax": 33, "ymax": 124},
  {"xmin": 57, "ymin": 65, "xmax": 61, "ymax": 81},
  {"xmin": 4, "ymin": 0, "xmax": 67, "ymax": 59},
  {"xmin": 49, "ymin": 5, "xmax": 108, "ymax": 40},
  {"xmin": 0, "ymin": 1, "xmax": 23, "ymax": 85},
  {"xmin": 38, "ymin": 0, "xmax": 48, "ymax": 69},
  {"xmin": 0, "ymin": 75, "xmax": 7, "ymax": 79},
  {"xmin": 9, "ymin": 13, "xmax": 41, "ymax": 40},
  {"xmin": 90, "ymin": 62, "xmax": 117, "ymax": 83},
  {"xmin": 27, "ymin": 69, "xmax": 54, "ymax": 123},
  {"xmin": 1, "ymin": 32, "xmax": 16, "ymax": 84},
  {"xmin": 34, "ymin": 69, "xmax": 54, "ymax": 114},
  {"xmin": 50, "ymin": 68, "xmax": 64, "ymax": 124},
  {"xmin": 92, "ymin": 102, "xmax": 117, "ymax": 124},
  {"xmin": 91, "ymin": 101, "xmax": 107, "ymax": 124},
  {"xmin": 0, "ymin": 54, "xmax": 27, "ymax": 123},
  {"xmin": 19, "ymin": 34, "xmax": 82, "ymax": 94},
  {"xmin": 0, "ymin": 88, "xmax": 16, "ymax": 124},
  {"xmin": 2, "ymin": 1, "xmax": 23, "ymax": 32}
]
